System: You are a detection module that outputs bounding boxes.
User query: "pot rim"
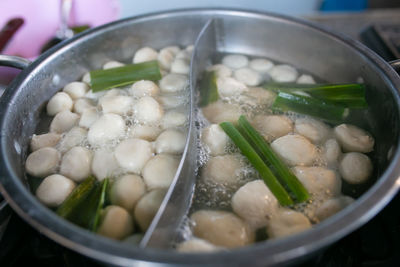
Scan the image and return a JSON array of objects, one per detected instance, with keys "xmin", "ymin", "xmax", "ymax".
[{"xmin": 1, "ymin": 8, "xmax": 400, "ymax": 266}]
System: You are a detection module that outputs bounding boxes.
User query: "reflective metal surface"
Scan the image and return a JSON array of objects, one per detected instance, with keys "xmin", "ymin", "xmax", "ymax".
[{"xmin": 0, "ymin": 9, "xmax": 400, "ymax": 266}]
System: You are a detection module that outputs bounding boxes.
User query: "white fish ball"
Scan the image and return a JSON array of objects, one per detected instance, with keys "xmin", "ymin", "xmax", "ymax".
[
  {"xmin": 60, "ymin": 146, "xmax": 92, "ymax": 182},
  {"xmin": 315, "ymin": 196, "xmax": 354, "ymax": 221},
  {"xmin": 155, "ymin": 130, "xmax": 186, "ymax": 154},
  {"xmin": 36, "ymin": 174, "xmax": 76, "ymax": 207},
  {"xmin": 102, "ymin": 60, "xmax": 124, "ymax": 69},
  {"xmin": 177, "ymin": 238, "xmax": 221, "ymax": 253},
  {"xmin": 202, "ymin": 154, "xmax": 244, "ymax": 186},
  {"xmin": 231, "ymin": 180, "xmax": 278, "ymax": 229},
  {"xmin": 267, "ymin": 209, "xmax": 311, "ymax": 239},
  {"xmin": 296, "ymin": 74, "xmax": 316, "ymax": 84},
  {"xmin": 202, "ymin": 101, "xmax": 242, "ymax": 124},
  {"xmin": 191, "ymin": 210, "xmax": 254, "ymax": 248},
  {"xmin": 216, "ymin": 76, "xmax": 248, "ymax": 98},
  {"xmin": 133, "ymin": 47, "xmax": 158, "ymax": 63},
  {"xmin": 334, "ymin": 124, "xmax": 374, "ymax": 153},
  {"xmin": 79, "ymin": 107, "xmax": 99, "ymax": 129},
  {"xmin": 207, "ymin": 64, "xmax": 232, "ymax": 77},
  {"xmin": 73, "ymin": 98, "xmax": 95, "ymax": 115},
  {"xmin": 252, "ymin": 115, "xmax": 293, "ymax": 142},
  {"xmin": 159, "ymin": 73, "xmax": 187, "ymax": 93},
  {"xmin": 271, "ymin": 134, "xmax": 318, "ymax": 166},
  {"xmin": 234, "ymin": 68, "xmax": 262, "ymax": 86},
  {"xmin": 92, "ymin": 149, "xmax": 119, "ymax": 181},
  {"xmin": 158, "ymin": 46, "xmax": 180, "ymax": 70},
  {"xmin": 30, "ymin": 133, "xmax": 61, "ymax": 151},
  {"xmin": 46, "ymin": 92, "xmax": 73, "ymax": 116},
  {"xmin": 293, "ymin": 166, "xmax": 342, "ymax": 198},
  {"xmin": 157, "ymin": 95, "xmax": 185, "ymax": 109},
  {"xmin": 110, "ymin": 174, "xmax": 146, "ymax": 211},
  {"xmin": 100, "ymin": 95, "xmax": 133, "ymax": 115},
  {"xmin": 249, "ymin": 58, "xmax": 274, "ymax": 73},
  {"xmin": 134, "ymin": 189, "xmax": 166, "ymax": 231},
  {"xmin": 133, "ymin": 96, "xmax": 163, "ymax": 124},
  {"xmin": 87, "ymin": 114, "xmax": 125, "ymax": 146},
  {"xmin": 63, "ymin": 82, "xmax": 89, "ymax": 100},
  {"xmin": 57, "ymin": 127, "xmax": 87, "ymax": 153},
  {"xmin": 171, "ymin": 58, "xmax": 190, "ymax": 75},
  {"xmin": 243, "ymin": 87, "xmax": 276, "ymax": 107},
  {"xmin": 50, "ymin": 110, "xmax": 80, "ymax": 134},
  {"xmin": 115, "ymin": 138, "xmax": 153, "ymax": 174},
  {"xmin": 269, "ymin": 64, "xmax": 298, "ymax": 83},
  {"xmin": 324, "ymin": 139, "xmax": 342, "ymax": 167},
  {"xmin": 222, "ymin": 54, "xmax": 249, "ymax": 69},
  {"xmin": 339, "ymin": 152, "xmax": 373, "ymax": 184},
  {"xmin": 97, "ymin": 205, "xmax": 133, "ymax": 240},
  {"xmin": 26, "ymin": 147, "xmax": 60, "ymax": 177},
  {"xmin": 175, "ymin": 50, "xmax": 191, "ymax": 60},
  {"xmin": 129, "ymin": 124, "xmax": 162, "ymax": 141},
  {"xmin": 201, "ymin": 124, "xmax": 229, "ymax": 156},
  {"xmin": 161, "ymin": 110, "xmax": 187, "ymax": 129},
  {"xmin": 85, "ymin": 89, "xmax": 106, "ymax": 100},
  {"xmin": 82, "ymin": 72, "xmax": 91, "ymax": 84},
  {"xmin": 294, "ymin": 117, "xmax": 331, "ymax": 144},
  {"xmin": 142, "ymin": 154, "xmax": 180, "ymax": 190},
  {"xmin": 130, "ymin": 80, "xmax": 160, "ymax": 97}
]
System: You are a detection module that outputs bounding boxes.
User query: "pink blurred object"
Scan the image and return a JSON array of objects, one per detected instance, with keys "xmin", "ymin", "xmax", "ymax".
[{"xmin": 0, "ymin": 0, "xmax": 120, "ymax": 59}]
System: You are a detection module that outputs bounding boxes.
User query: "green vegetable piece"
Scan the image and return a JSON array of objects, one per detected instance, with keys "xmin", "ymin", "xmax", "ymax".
[
  {"xmin": 237, "ymin": 115, "xmax": 309, "ymax": 202},
  {"xmin": 92, "ymin": 178, "xmax": 109, "ymax": 231},
  {"xmin": 199, "ymin": 71, "xmax": 219, "ymax": 107},
  {"xmin": 219, "ymin": 122, "xmax": 293, "ymax": 206},
  {"xmin": 272, "ymin": 91, "xmax": 349, "ymax": 123},
  {"xmin": 90, "ymin": 60, "xmax": 162, "ymax": 92},
  {"xmin": 56, "ymin": 176, "xmax": 96, "ymax": 218}
]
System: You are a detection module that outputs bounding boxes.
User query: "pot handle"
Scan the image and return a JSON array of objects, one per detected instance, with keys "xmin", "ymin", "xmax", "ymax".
[
  {"xmin": 389, "ymin": 59, "xmax": 400, "ymax": 74},
  {"xmin": 0, "ymin": 54, "xmax": 31, "ymax": 70}
]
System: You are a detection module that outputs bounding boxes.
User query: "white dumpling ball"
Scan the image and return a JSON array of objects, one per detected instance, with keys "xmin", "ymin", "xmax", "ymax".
[
  {"xmin": 202, "ymin": 101, "xmax": 242, "ymax": 124},
  {"xmin": 133, "ymin": 96, "xmax": 163, "ymax": 124},
  {"xmin": 30, "ymin": 132, "xmax": 61, "ymax": 152},
  {"xmin": 100, "ymin": 95, "xmax": 133, "ymax": 115},
  {"xmin": 79, "ymin": 107, "xmax": 99, "ymax": 129},
  {"xmin": 249, "ymin": 58, "xmax": 274, "ymax": 73},
  {"xmin": 25, "ymin": 147, "xmax": 60, "ymax": 177},
  {"xmin": 110, "ymin": 174, "xmax": 146, "ymax": 211},
  {"xmin": 63, "ymin": 81, "xmax": 89, "ymax": 100},
  {"xmin": 82, "ymin": 72, "xmax": 91, "ymax": 84},
  {"xmin": 216, "ymin": 76, "xmax": 248, "ymax": 98},
  {"xmin": 158, "ymin": 46, "xmax": 180, "ymax": 70},
  {"xmin": 334, "ymin": 124, "xmax": 374, "ymax": 153},
  {"xmin": 323, "ymin": 139, "xmax": 342, "ymax": 167},
  {"xmin": 129, "ymin": 124, "xmax": 162, "ymax": 141},
  {"xmin": 315, "ymin": 196, "xmax": 355, "ymax": 221},
  {"xmin": 133, "ymin": 46, "xmax": 158, "ymax": 63},
  {"xmin": 339, "ymin": 152, "xmax": 373, "ymax": 184},
  {"xmin": 171, "ymin": 58, "xmax": 190, "ymax": 75},
  {"xmin": 296, "ymin": 74, "xmax": 316, "ymax": 84},
  {"xmin": 161, "ymin": 110, "xmax": 187, "ymax": 129},
  {"xmin": 134, "ymin": 189, "xmax": 166, "ymax": 231},
  {"xmin": 102, "ymin": 60, "xmax": 124, "ymax": 69},
  {"xmin": 294, "ymin": 117, "xmax": 331, "ymax": 144},
  {"xmin": 202, "ymin": 154, "xmax": 244, "ymax": 186},
  {"xmin": 190, "ymin": 210, "xmax": 254, "ymax": 248},
  {"xmin": 222, "ymin": 54, "xmax": 249, "ymax": 69},
  {"xmin": 269, "ymin": 64, "xmax": 298, "ymax": 83},
  {"xmin": 159, "ymin": 73, "xmax": 187, "ymax": 93},
  {"xmin": 271, "ymin": 134, "xmax": 318, "ymax": 166},
  {"xmin": 130, "ymin": 80, "xmax": 160, "ymax": 97},
  {"xmin": 177, "ymin": 238, "xmax": 221, "ymax": 253},
  {"xmin": 115, "ymin": 138, "xmax": 153, "ymax": 174},
  {"xmin": 158, "ymin": 95, "xmax": 185, "ymax": 109},
  {"xmin": 58, "ymin": 127, "xmax": 87, "ymax": 153},
  {"xmin": 243, "ymin": 87, "xmax": 276, "ymax": 107},
  {"xmin": 60, "ymin": 146, "xmax": 92, "ymax": 182},
  {"xmin": 142, "ymin": 154, "xmax": 180, "ymax": 190},
  {"xmin": 267, "ymin": 209, "xmax": 312, "ymax": 239},
  {"xmin": 293, "ymin": 166, "xmax": 342, "ymax": 198},
  {"xmin": 87, "ymin": 114, "xmax": 125, "ymax": 146},
  {"xmin": 201, "ymin": 124, "xmax": 229, "ymax": 156},
  {"xmin": 47, "ymin": 92, "xmax": 73, "ymax": 116},
  {"xmin": 231, "ymin": 180, "xmax": 278, "ymax": 229},
  {"xmin": 73, "ymin": 98, "xmax": 95, "ymax": 115},
  {"xmin": 97, "ymin": 205, "xmax": 134, "ymax": 240},
  {"xmin": 91, "ymin": 149, "xmax": 120, "ymax": 181},
  {"xmin": 36, "ymin": 174, "xmax": 76, "ymax": 207},
  {"xmin": 155, "ymin": 129, "xmax": 186, "ymax": 154},
  {"xmin": 50, "ymin": 110, "xmax": 80, "ymax": 134},
  {"xmin": 252, "ymin": 115, "xmax": 293, "ymax": 142},
  {"xmin": 207, "ymin": 64, "xmax": 232, "ymax": 78},
  {"xmin": 234, "ymin": 68, "xmax": 262, "ymax": 86}
]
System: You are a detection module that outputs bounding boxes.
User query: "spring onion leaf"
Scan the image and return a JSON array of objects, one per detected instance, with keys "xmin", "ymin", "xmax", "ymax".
[
  {"xmin": 237, "ymin": 115, "xmax": 309, "ymax": 202},
  {"xmin": 90, "ymin": 60, "xmax": 162, "ymax": 92},
  {"xmin": 91, "ymin": 178, "xmax": 109, "ymax": 231},
  {"xmin": 219, "ymin": 122, "xmax": 293, "ymax": 206},
  {"xmin": 199, "ymin": 71, "xmax": 219, "ymax": 107},
  {"xmin": 56, "ymin": 176, "xmax": 96, "ymax": 218},
  {"xmin": 272, "ymin": 91, "xmax": 349, "ymax": 123}
]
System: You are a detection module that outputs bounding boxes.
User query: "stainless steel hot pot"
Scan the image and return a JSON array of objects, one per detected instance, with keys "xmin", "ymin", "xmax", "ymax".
[{"xmin": 1, "ymin": 9, "xmax": 400, "ymax": 266}]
